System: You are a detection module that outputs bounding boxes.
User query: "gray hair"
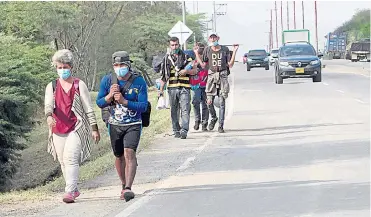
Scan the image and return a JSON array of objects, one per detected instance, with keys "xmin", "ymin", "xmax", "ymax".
[{"xmin": 52, "ymin": 49, "xmax": 74, "ymax": 67}]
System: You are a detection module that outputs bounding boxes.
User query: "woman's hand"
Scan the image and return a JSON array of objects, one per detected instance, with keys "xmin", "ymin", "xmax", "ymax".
[
  {"xmin": 92, "ymin": 130, "xmax": 100, "ymax": 144},
  {"xmin": 47, "ymin": 116, "xmax": 56, "ymax": 129}
]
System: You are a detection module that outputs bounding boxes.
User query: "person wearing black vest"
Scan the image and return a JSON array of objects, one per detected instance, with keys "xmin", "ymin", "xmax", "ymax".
[{"xmin": 159, "ymin": 37, "xmax": 198, "ymax": 139}]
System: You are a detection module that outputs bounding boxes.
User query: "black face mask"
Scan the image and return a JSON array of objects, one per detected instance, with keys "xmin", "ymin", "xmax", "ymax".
[{"xmin": 198, "ymin": 47, "xmax": 205, "ymax": 55}]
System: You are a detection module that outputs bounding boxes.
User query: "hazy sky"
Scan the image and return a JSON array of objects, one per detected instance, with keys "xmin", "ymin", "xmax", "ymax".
[{"xmin": 184, "ymin": 1, "xmax": 370, "ymax": 57}]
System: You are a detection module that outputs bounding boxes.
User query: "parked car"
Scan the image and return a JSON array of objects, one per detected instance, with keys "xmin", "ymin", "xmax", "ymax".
[{"xmin": 274, "ymin": 42, "xmax": 323, "ymax": 84}]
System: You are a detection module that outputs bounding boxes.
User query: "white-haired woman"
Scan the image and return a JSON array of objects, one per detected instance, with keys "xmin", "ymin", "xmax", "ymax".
[{"xmin": 44, "ymin": 49, "xmax": 100, "ymax": 203}]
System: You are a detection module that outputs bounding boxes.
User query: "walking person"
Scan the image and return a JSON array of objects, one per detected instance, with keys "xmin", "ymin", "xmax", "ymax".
[
  {"xmin": 194, "ymin": 33, "xmax": 239, "ymax": 133},
  {"xmin": 44, "ymin": 49, "xmax": 101, "ymax": 203},
  {"xmin": 159, "ymin": 37, "xmax": 197, "ymax": 139},
  {"xmin": 190, "ymin": 43, "xmax": 209, "ymax": 131},
  {"xmin": 96, "ymin": 51, "xmax": 148, "ymax": 201}
]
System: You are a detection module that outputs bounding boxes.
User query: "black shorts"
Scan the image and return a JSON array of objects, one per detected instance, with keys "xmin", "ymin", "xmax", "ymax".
[{"xmin": 108, "ymin": 124, "xmax": 142, "ymax": 157}]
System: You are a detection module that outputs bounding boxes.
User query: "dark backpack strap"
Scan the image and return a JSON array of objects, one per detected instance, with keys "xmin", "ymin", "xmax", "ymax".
[
  {"xmin": 52, "ymin": 79, "xmax": 57, "ymax": 92},
  {"xmin": 52, "ymin": 79, "xmax": 80, "ymax": 92},
  {"xmin": 121, "ymin": 72, "xmax": 138, "ymax": 94}
]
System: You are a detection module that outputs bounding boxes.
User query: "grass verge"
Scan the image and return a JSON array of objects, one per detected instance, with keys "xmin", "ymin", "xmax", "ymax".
[{"xmin": 0, "ymin": 88, "xmax": 170, "ymax": 204}]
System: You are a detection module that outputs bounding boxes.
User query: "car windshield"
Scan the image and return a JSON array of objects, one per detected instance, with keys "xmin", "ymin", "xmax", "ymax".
[
  {"xmin": 280, "ymin": 45, "xmax": 316, "ymax": 57},
  {"xmin": 271, "ymin": 50, "xmax": 278, "ymax": 54},
  {"xmin": 248, "ymin": 50, "xmax": 267, "ymax": 56}
]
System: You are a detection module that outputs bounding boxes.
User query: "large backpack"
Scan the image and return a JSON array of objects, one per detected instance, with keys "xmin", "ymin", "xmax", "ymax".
[
  {"xmin": 101, "ymin": 72, "xmax": 151, "ymax": 127},
  {"xmin": 152, "ymin": 53, "xmax": 166, "ymax": 73}
]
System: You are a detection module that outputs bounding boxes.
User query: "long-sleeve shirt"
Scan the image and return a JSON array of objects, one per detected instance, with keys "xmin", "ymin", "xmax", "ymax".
[
  {"xmin": 96, "ymin": 73, "xmax": 148, "ymax": 126},
  {"xmin": 44, "ymin": 78, "xmax": 98, "ymax": 163},
  {"xmin": 44, "ymin": 78, "xmax": 98, "ymax": 130}
]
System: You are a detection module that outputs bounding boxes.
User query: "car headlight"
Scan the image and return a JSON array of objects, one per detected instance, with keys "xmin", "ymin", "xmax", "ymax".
[
  {"xmin": 247, "ymin": 58, "xmax": 252, "ymax": 62},
  {"xmin": 279, "ymin": 62, "xmax": 289, "ymax": 66},
  {"xmin": 264, "ymin": 57, "xmax": 269, "ymax": 61},
  {"xmin": 310, "ymin": 60, "xmax": 320, "ymax": 65}
]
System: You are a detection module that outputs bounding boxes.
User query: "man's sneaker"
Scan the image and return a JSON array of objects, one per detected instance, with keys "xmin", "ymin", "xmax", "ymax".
[
  {"xmin": 194, "ymin": 121, "xmax": 200, "ymax": 131},
  {"xmin": 202, "ymin": 123, "xmax": 208, "ymax": 131},
  {"xmin": 218, "ymin": 125, "xmax": 225, "ymax": 133},
  {"xmin": 174, "ymin": 132, "xmax": 181, "ymax": 138},
  {"xmin": 63, "ymin": 192, "xmax": 75, "ymax": 203},
  {"xmin": 208, "ymin": 118, "xmax": 218, "ymax": 131},
  {"xmin": 180, "ymin": 130, "xmax": 187, "ymax": 139}
]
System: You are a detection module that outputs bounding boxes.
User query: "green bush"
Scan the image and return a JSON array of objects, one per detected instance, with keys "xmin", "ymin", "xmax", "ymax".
[{"xmin": 0, "ymin": 34, "xmax": 54, "ymax": 191}]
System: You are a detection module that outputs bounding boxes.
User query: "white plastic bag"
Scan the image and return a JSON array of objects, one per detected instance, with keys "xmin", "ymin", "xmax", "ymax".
[
  {"xmin": 164, "ymin": 92, "xmax": 170, "ymax": 109},
  {"xmin": 214, "ymin": 96, "xmax": 220, "ymax": 108},
  {"xmin": 156, "ymin": 96, "xmax": 166, "ymax": 110}
]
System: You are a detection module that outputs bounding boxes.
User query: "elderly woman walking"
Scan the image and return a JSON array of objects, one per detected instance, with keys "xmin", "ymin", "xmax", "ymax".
[{"xmin": 44, "ymin": 49, "xmax": 100, "ymax": 203}]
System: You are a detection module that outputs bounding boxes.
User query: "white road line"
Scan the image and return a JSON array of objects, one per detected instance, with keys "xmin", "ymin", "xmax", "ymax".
[
  {"xmin": 176, "ymin": 157, "xmax": 196, "ymax": 172},
  {"xmin": 355, "ymin": 99, "xmax": 366, "ymax": 104},
  {"xmin": 323, "ymin": 82, "xmax": 329, "ymax": 86},
  {"xmin": 336, "ymin": 90, "xmax": 345, "ymax": 93}
]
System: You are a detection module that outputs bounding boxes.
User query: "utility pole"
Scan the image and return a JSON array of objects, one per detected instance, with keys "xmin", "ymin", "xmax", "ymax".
[
  {"xmin": 270, "ymin": 9, "xmax": 273, "ymax": 50},
  {"xmin": 213, "ymin": 1, "xmax": 216, "ymax": 32},
  {"xmin": 212, "ymin": 1, "xmax": 227, "ymax": 33},
  {"xmin": 302, "ymin": 1, "xmax": 305, "ymax": 28},
  {"xmin": 293, "ymin": 1, "xmax": 296, "ymax": 29},
  {"xmin": 182, "ymin": 1, "xmax": 187, "ymax": 50},
  {"xmin": 315, "ymin": 1, "xmax": 319, "ymax": 52},
  {"xmin": 275, "ymin": 1, "xmax": 278, "ymax": 48},
  {"xmin": 281, "ymin": 1, "xmax": 283, "ymax": 38},
  {"xmin": 287, "ymin": 1, "xmax": 289, "ymax": 30}
]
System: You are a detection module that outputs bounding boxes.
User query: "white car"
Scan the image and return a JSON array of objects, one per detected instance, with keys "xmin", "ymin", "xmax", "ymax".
[{"xmin": 269, "ymin": 49, "xmax": 279, "ymax": 65}]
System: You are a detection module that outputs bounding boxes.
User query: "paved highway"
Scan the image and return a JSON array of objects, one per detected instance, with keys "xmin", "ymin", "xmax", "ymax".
[{"xmin": 28, "ymin": 62, "xmax": 370, "ymax": 217}]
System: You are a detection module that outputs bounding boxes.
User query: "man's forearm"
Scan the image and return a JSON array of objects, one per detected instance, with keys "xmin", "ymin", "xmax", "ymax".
[
  {"xmin": 160, "ymin": 79, "xmax": 166, "ymax": 92},
  {"xmin": 188, "ymin": 68, "xmax": 198, "ymax": 75},
  {"xmin": 195, "ymin": 53, "xmax": 206, "ymax": 68}
]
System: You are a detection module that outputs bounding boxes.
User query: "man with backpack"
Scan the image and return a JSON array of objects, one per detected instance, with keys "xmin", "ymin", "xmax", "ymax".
[
  {"xmin": 194, "ymin": 33, "xmax": 239, "ymax": 133},
  {"xmin": 159, "ymin": 37, "xmax": 198, "ymax": 139},
  {"xmin": 96, "ymin": 51, "xmax": 149, "ymax": 202}
]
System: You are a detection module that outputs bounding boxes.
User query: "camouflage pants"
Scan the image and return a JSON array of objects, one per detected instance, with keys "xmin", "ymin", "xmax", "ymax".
[{"xmin": 205, "ymin": 70, "xmax": 230, "ymax": 99}]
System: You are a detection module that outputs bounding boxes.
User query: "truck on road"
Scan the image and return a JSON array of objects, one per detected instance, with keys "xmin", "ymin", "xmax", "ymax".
[
  {"xmin": 325, "ymin": 32, "xmax": 347, "ymax": 59},
  {"xmin": 349, "ymin": 39, "xmax": 370, "ymax": 62}
]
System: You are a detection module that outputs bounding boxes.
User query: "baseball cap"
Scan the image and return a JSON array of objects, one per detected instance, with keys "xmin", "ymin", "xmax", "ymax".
[
  {"xmin": 112, "ymin": 51, "xmax": 133, "ymax": 65},
  {"xmin": 209, "ymin": 32, "xmax": 219, "ymax": 38}
]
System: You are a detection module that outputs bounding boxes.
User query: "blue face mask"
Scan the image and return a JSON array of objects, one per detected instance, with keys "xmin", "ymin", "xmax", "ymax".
[
  {"xmin": 57, "ymin": 69, "xmax": 71, "ymax": 80},
  {"xmin": 209, "ymin": 41, "xmax": 219, "ymax": 46},
  {"xmin": 115, "ymin": 67, "xmax": 129, "ymax": 77}
]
